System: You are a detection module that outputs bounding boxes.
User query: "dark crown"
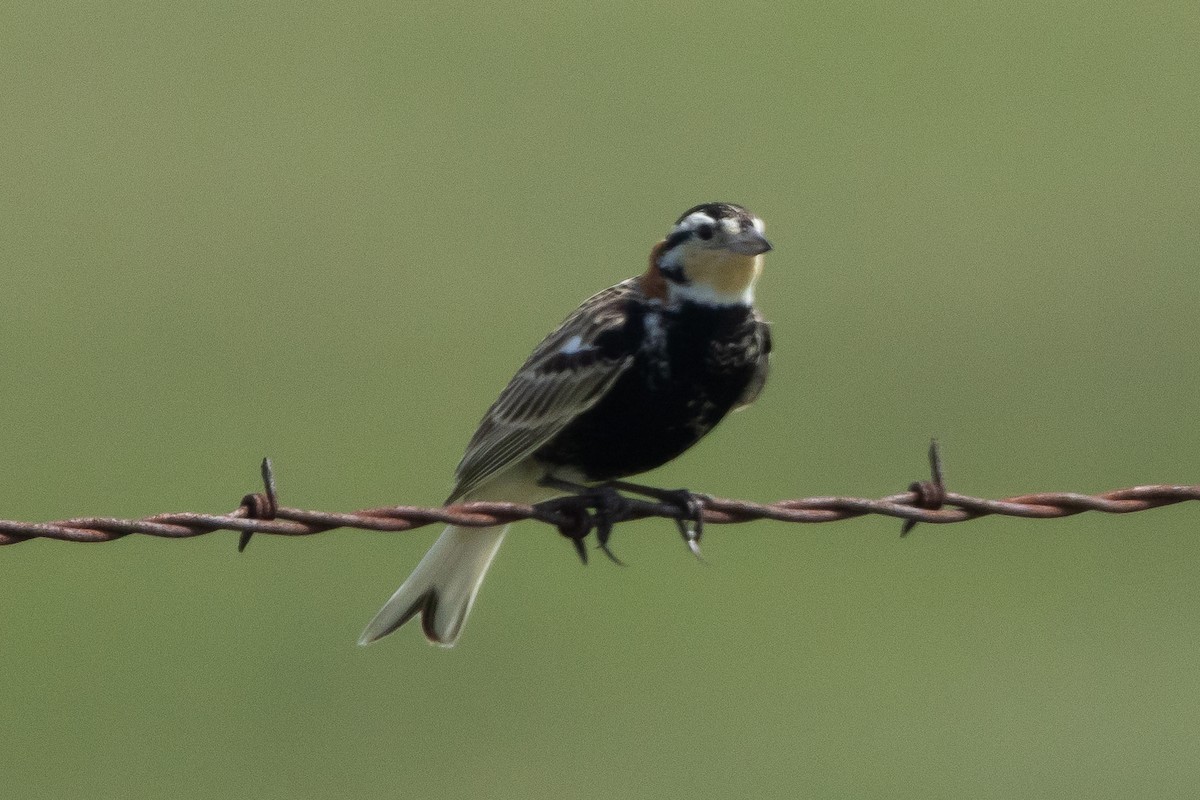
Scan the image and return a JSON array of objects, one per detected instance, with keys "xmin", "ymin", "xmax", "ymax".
[{"xmin": 675, "ymin": 202, "xmax": 753, "ymax": 225}]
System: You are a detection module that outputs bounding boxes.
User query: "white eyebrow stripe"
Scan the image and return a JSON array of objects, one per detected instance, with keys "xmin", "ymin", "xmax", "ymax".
[{"xmin": 678, "ymin": 212, "xmax": 716, "ymax": 231}]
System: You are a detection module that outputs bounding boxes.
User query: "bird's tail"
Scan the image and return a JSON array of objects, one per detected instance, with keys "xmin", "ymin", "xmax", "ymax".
[{"xmin": 357, "ymin": 524, "xmax": 509, "ymax": 647}]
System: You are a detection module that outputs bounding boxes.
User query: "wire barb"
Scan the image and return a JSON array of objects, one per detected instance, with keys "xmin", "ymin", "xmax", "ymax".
[
  {"xmin": 0, "ymin": 446, "xmax": 1196, "ymax": 547},
  {"xmin": 237, "ymin": 457, "xmax": 278, "ymax": 552},
  {"xmin": 901, "ymin": 439, "xmax": 946, "ymax": 537}
]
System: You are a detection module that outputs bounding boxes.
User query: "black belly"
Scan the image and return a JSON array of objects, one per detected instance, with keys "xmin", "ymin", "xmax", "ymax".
[{"xmin": 533, "ymin": 303, "xmax": 763, "ymax": 482}]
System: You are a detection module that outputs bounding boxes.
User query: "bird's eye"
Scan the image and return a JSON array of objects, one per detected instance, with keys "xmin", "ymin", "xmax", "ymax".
[{"xmin": 696, "ymin": 223, "xmax": 714, "ymax": 240}]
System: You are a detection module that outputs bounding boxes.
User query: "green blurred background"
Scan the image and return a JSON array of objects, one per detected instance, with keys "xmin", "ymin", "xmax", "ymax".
[{"xmin": 2, "ymin": 2, "xmax": 1198, "ymax": 797}]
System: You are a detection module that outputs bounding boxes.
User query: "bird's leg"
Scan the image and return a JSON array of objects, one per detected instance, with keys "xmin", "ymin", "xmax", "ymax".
[
  {"xmin": 537, "ymin": 476, "xmax": 631, "ymax": 565},
  {"xmin": 605, "ymin": 480, "xmax": 708, "ymax": 560}
]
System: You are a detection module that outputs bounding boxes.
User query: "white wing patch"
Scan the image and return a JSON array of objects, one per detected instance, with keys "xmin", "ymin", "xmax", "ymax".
[{"xmin": 559, "ymin": 335, "xmax": 588, "ymax": 355}]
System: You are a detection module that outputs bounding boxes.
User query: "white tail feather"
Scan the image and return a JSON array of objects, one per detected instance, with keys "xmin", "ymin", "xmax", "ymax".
[{"xmin": 357, "ymin": 524, "xmax": 509, "ymax": 647}]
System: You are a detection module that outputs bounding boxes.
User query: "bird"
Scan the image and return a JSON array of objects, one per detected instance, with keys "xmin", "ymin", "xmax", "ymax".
[{"xmin": 359, "ymin": 202, "xmax": 774, "ymax": 647}]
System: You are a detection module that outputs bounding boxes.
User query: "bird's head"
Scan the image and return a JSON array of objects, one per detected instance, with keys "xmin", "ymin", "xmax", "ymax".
[{"xmin": 644, "ymin": 202, "xmax": 772, "ymax": 306}]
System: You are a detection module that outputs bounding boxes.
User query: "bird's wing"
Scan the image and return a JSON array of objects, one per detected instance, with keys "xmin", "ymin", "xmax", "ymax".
[
  {"xmin": 447, "ymin": 279, "xmax": 641, "ymax": 502},
  {"xmin": 733, "ymin": 316, "xmax": 772, "ymax": 410}
]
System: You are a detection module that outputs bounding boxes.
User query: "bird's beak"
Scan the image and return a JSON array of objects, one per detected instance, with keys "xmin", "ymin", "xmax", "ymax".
[{"xmin": 726, "ymin": 228, "xmax": 773, "ymax": 255}]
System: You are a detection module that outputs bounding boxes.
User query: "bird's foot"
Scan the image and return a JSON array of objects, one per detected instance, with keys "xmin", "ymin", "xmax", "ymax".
[
  {"xmin": 588, "ymin": 486, "xmax": 630, "ymax": 566},
  {"xmin": 536, "ymin": 483, "xmax": 632, "ymax": 566},
  {"xmin": 606, "ymin": 481, "xmax": 708, "ymax": 560},
  {"xmin": 540, "ymin": 495, "xmax": 592, "ymax": 565}
]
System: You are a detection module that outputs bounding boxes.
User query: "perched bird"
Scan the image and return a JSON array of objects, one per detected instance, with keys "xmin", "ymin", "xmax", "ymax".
[{"xmin": 359, "ymin": 202, "xmax": 774, "ymax": 647}]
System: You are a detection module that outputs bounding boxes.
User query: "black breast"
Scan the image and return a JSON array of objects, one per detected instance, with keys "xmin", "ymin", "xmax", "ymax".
[{"xmin": 534, "ymin": 299, "xmax": 767, "ymax": 482}]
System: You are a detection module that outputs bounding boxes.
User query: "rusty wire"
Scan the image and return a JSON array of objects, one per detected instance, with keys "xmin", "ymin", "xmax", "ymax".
[{"xmin": 0, "ymin": 443, "xmax": 1196, "ymax": 549}]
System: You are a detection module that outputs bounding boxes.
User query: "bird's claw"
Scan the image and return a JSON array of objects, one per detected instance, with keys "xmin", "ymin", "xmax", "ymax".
[
  {"xmin": 603, "ymin": 481, "xmax": 709, "ymax": 561},
  {"xmin": 659, "ymin": 487, "xmax": 707, "ymax": 561},
  {"xmin": 540, "ymin": 486, "xmax": 631, "ymax": 566},
  {"xmin": 547, "ymin": 501, "xmax": 592, "ymax": 565},
  {"xmin": 590, "ymin": 486, "xmax": 629, "ymax": 566}
]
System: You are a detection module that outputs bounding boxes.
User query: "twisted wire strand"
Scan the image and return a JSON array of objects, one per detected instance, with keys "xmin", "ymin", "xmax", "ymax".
[{"xmin": 1, "ymin": 448, "xmax": 1196, "ymax": 547}]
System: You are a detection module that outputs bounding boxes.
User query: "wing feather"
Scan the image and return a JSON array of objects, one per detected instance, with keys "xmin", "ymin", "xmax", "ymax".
[
  {"xmin": 733, "ymin": 317, "xmax": 772, "ymax": 410},
  {"xmin": 447, "ymin": 280, "xmax": 640, "ymax": 501}
]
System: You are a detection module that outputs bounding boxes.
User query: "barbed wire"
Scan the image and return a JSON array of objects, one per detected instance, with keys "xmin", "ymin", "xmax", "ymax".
[{"xmin": 1, "ymin": 443, "xmax": 1196, "ymax": 555}]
